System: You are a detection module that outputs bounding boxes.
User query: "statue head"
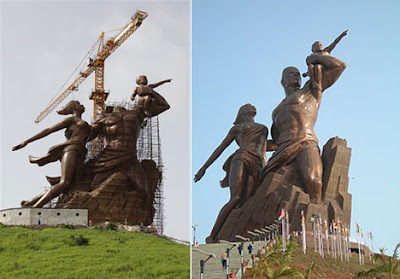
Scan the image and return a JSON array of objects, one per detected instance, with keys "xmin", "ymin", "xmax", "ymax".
[
  {"xmin": 233, "ymin": 103, "xmax": 256, "ymax": 125},
  {"xmin": 311, "ymin": 41, "xmax": 323, "ymax": 53},
  {"xmin": 57, "ymin": 100, "xmax": 85, "ymax": 115},
  {"xmin": 281, "ymin": 67, "xmax": 301, "ymax": 92},
  {"xmin": 136, "ymin": 75, "xmax": 148, "ymax": 86}
]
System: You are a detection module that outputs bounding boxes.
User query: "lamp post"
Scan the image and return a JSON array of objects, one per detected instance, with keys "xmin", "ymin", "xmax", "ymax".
[
  {"xmin": 192, "ymin": 224, "xmax": 197, "ymax": 246},
  {"xmin": 247, "ymin": 231, "xmax": 259, "ymax": 268},
  {"xmin": 265, "ymin": 225, "xmax": 274, "ymax": 246},
  {"xmin": 261, "ymin": 228, "xmax": 269, "ymax": 252},
  {"xmin": 236, "ymin": 234, "xmax": 250, "ymax": 279},
  {"xmin": 193, "ymin": 248, "xmax": 215, "ymax": 279},
  {"xmin": 220, "ymin": 240, "xmax": 237, "ymax": 279},
  {"xmin": 254, "ymin": 229, "xmax": 264, "ymax": 253}
]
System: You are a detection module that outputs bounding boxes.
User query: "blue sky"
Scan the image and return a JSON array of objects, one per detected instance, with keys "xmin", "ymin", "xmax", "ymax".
[{"xmin": 192, "ymin": 0, "xmax": 400, "ymax": 253}]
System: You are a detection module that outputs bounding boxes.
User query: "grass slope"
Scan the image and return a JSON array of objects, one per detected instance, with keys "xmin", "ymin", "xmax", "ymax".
[
  {"xmin": 289, "ymin": 248, "xmax": 375, "ymax": 279},
  {"xmin": 245, "ymin": 244, "xmax": 380, "ymax": 279},
  {"xmin": 0, "ymin": 225, "xmax": 189, "ymax": 279}
]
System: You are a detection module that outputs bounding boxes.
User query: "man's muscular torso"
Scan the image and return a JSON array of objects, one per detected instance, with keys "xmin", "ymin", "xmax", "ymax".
[{"xmin": 272, "ymin": 82, "xmax": 320, "ymax": 146}]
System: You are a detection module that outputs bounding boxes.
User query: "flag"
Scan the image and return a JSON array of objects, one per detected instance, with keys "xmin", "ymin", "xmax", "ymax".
[
  {"xmin": 278, "ymin": 209, "xmax": 284, "ymax": 222},
  {"xmin": 356, "ymin": 223, "xmax": 360, "ymax": 233}
]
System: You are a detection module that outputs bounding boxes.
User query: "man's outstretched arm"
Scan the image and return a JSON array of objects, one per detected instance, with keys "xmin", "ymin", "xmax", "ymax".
[{"xmin": 306, "ymin": 54, "xmax": 346, "ymax": 91}]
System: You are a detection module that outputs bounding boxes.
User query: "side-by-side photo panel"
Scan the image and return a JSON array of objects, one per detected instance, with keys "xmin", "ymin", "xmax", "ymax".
[
  {"xmin": 1, "ymin": 2, "xmax": 190, "ymax": 278},
  {"xmin": 192, "ymin": 1, "xmax": 400, "ymax": 279}
]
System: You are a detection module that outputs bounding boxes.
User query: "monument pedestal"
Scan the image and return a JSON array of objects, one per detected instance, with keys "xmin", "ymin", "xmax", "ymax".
[
  {"xmin": 213, "ymin": 137, "xmax": 352, "ymax": 243},
  {"xmin": 56, "ymin": 159, "xmax": 161, "ymax": 226},
  {"xmin": 0, "ymin": 208, "xmax": 88, "ymax": 226}
]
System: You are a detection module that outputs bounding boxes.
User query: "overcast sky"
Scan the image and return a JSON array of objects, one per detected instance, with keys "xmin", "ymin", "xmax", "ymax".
[
  {"xmin": 0, "ymin": 1, "xmax": 190, "ymax": 241},
  {"xmin": 192, "ymin": 0, "xmax": 400, "ymax": 253}
]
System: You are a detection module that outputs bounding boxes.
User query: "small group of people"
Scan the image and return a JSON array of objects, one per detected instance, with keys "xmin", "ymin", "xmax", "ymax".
[
  {"xmin": 13, "ymin": 75, "xmax": 171, "ymax": 208},
  {"xmin": 195, "ymin": 31, "xmax": 348, "ymax": 243}
]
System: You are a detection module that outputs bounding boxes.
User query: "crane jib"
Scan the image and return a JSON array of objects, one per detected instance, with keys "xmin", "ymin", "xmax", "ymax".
[{"xmin": 34, "ymin": 10, "xmax": 148, "ymax": 124}]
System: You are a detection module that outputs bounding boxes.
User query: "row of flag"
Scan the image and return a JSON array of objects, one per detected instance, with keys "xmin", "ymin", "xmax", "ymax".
[{"xmin": 276, "ymin": 208, "xmax": 375, "ymax": 265}]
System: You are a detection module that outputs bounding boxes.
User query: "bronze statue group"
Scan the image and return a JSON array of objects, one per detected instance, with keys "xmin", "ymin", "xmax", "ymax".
[
  {"xmin": 195, "ymin": 30, "xmax": 348, "ymax": 243},
  {"xmin": 13, "ymin": 75, "xmax": 171, "ymax": 209}
]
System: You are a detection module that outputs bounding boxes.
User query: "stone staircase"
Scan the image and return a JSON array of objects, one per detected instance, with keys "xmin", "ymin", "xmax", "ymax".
[{"xmin": 192, "ymin": 241, "xmax": 259, "ymax": 279}]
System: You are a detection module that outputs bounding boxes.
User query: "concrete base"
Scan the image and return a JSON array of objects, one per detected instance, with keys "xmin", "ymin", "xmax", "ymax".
[{"xmin": 0, "ymin": 208, "xmax": 88, "ymax": 226}]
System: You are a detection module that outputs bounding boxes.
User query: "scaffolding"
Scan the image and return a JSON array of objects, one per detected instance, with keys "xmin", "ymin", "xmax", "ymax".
[
  {"xmin": 86, "ymin": 100, "xmax": 165, "ymax": 233},
  {"xmin": 137, "ymin": 115, "xmax": 165, "ymax": 234}
]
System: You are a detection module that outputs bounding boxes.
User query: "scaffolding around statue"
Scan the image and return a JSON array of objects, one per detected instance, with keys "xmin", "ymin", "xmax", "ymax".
[
  {"xmin": 13, "ymin": 94, "xmax": 169, "ymax": 231},
  {"xmin": 50, "ymin": 99, "xmax": 166, "ymax": 231}
]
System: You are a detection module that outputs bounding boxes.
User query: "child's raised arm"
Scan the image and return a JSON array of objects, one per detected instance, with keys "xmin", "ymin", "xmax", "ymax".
[
  {"xmin": 148, "ymin": 79, "xmax": 172, "ymax": 89},
  {"xmin": 130, "ymin": 88, "xmax": 138, "ymax": 100},
  {"xmin": 324, "ymin": 30, "xmax": 348, "ymax": 54}
]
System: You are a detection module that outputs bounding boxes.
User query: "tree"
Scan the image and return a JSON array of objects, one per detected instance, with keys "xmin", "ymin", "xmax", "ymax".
[
  {"xmin": 355, "ymin": 243, "xmax": 400, "ymax": 279},
  {"xmin": 253, "ymin": 236, "xmax": 314, "ymax": 279}
]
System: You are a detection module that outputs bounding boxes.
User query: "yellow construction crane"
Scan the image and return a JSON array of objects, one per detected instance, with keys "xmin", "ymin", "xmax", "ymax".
[
  {"xmin": 35, "ymin": 10, "xmax": 148, "ymax": 124},
  {"xmin": 35, "ymin": 11, "xmax": 147, "ymax": 151},
  {"xmin": 34, "ymin": 10, "xmax": 148, "ymax": 152}
]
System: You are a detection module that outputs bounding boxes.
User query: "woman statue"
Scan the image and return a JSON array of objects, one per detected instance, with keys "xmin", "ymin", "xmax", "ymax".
[
  {"xmin": 12, "ymin": 100, "xmax": 91, "ymax": 207},
  {"xmin": 194, "ymin": 104, "xmax": 269, "ymax": 243}
]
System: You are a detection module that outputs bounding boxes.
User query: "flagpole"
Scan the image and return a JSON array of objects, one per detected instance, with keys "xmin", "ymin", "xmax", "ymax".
[
  {"xmin": 343, "ymin": 224, "xmax": 350, "ymax": 261},
  {"xmin": 357, "ymin": 224, "xmax": 362, "ymax": 265},
  {"xmin": 330, "ymin": 223, "xmax": 335, "ymax": 259},
  {"xmin": 318, "ymin": 215, "xmax": 324, "ymax": 258},
  {"xmin": 301, "ymin": 210, "xmax": 306, "ymax": 254},
  {"xmin": 370, "ymin": 232, "xmax": 375, "ymax": 264},
  {"xmin": 344, "ymin": 224, "xmax": 349, "ymax": 261},
  {"xmin": 361, "ymin": 230, "xmax": 365, "ymax": 265},
  {"xmin": 312, "ymin": 217, "xmax": 317, "ymax": 252},
  {"xmin": 347, "ymin": 225, "xmax": 351, "ymax": 260},
  {"xmin": 269, "ymin": 230, "xmax": 271, "ymax": 249},
  {"xmin": 336, "ymin": 221, "xmax": 341, "ymax": 261},
  {"xmin": 367, "ymin": 231, "xmax": 374, "ymax": 263},
  {"xmin": 338, "ymin": 219, "xmax": 343, "ymax": 261},
  {"xmin": 321, "ymin": 216, "xmax": 324, "ymax": 258},
  {"xmin": 333, "ymin": 220, "xmax": 337, "ymax": 259},
  {"xmin": 317, "ymin": 217, "xmax": 320, "ymax": 256},
  {"xmin": 282, "ymin": 209, "xmax": 286, "ymax": 251},
  {"xmin": 286, "ymin": 210, "xmax": 290, "ymax": 243},
  {"xmin": 325, "ymin": 220, "xmax": 330, "ymax": 256}
]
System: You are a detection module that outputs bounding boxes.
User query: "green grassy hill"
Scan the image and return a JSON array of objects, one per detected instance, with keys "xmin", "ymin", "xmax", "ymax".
[
  {"xmin": 263, "ymin": 246, "xmax": 375, "ymax": 279},
  {"xmin": 0, "ymin": 224, "xmax": 189, "ymax": 279}
]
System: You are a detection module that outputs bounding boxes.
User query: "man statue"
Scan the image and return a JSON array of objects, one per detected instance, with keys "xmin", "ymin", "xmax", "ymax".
[
  {"xmin": 90, "ymin": 89, "xmax": 170, "ymax": 202},
  {"xmin": 265, "ymin": 43, "xmax": 347, "ymax": 204}
]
